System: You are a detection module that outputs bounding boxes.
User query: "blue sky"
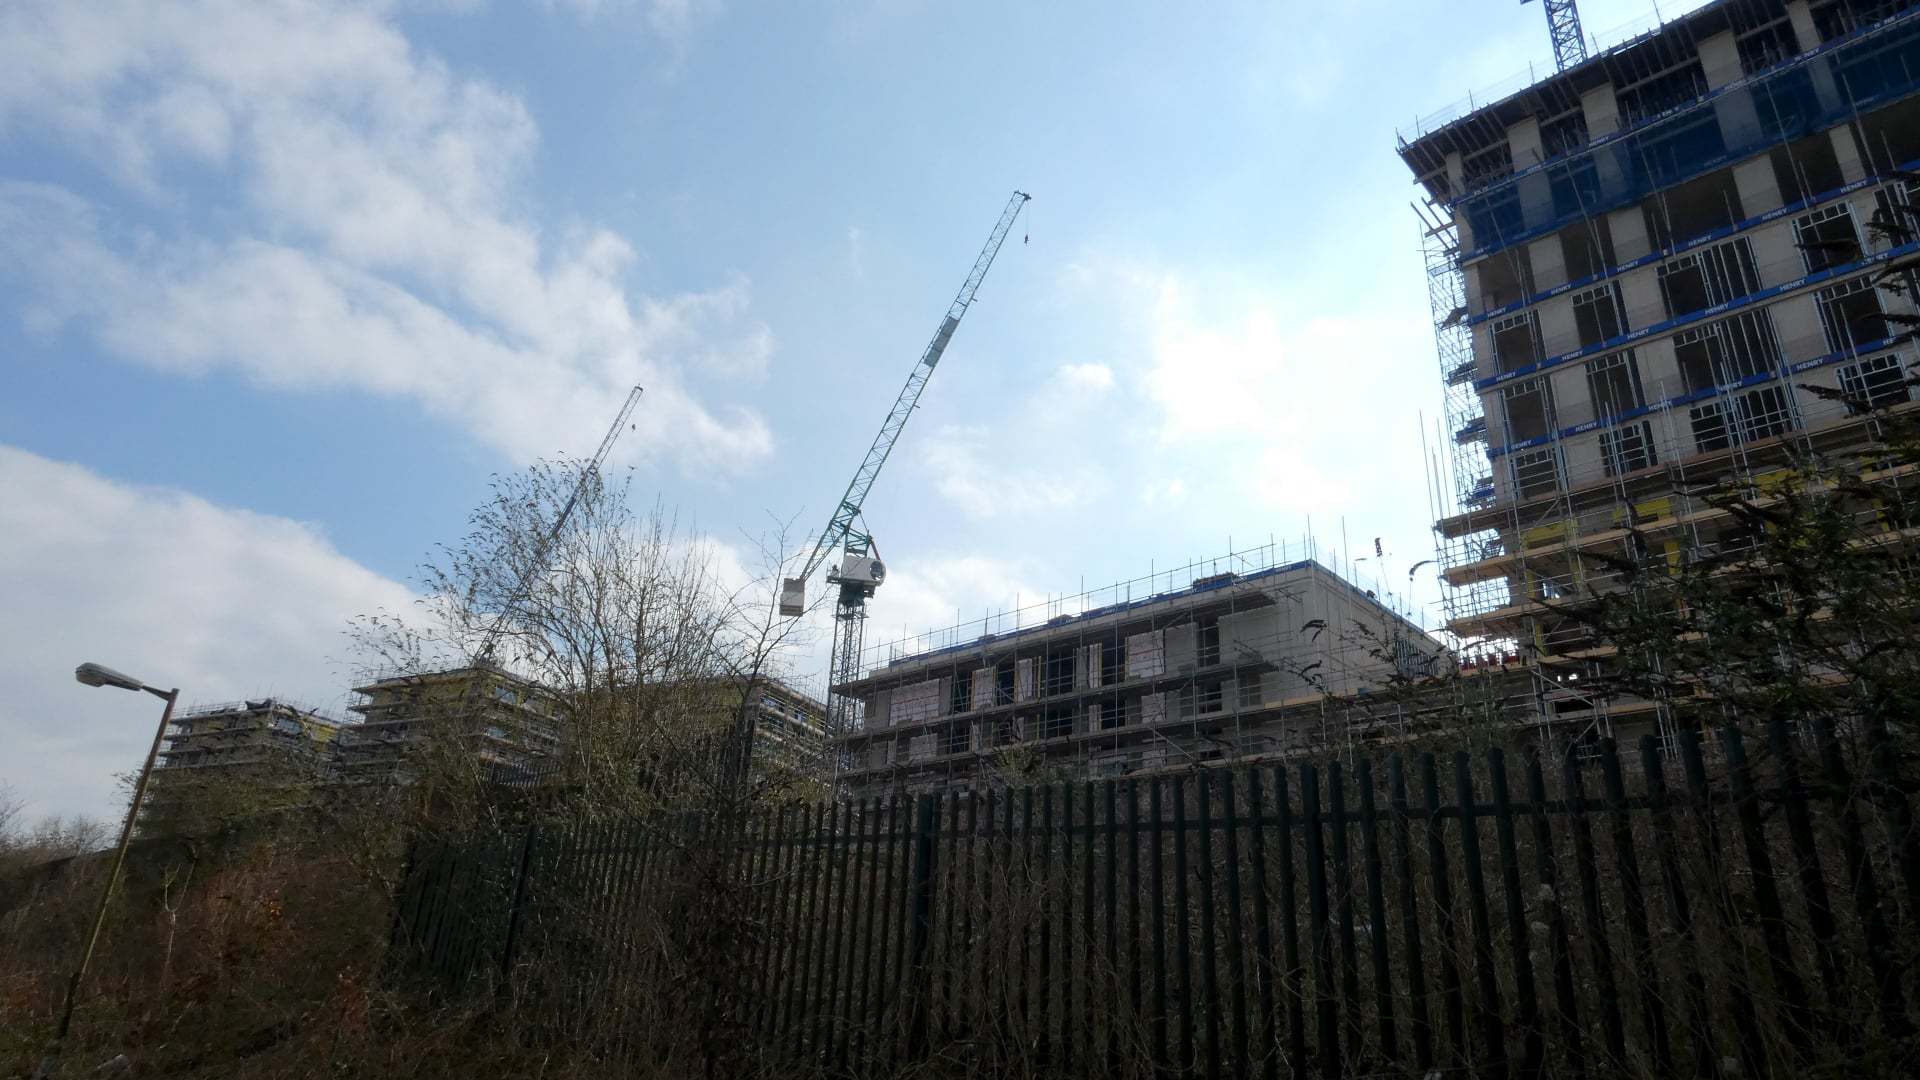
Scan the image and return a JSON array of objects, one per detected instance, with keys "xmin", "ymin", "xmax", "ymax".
[{"xmin": 0, "ymin": 0, "xmax": 1705, "ymax": 823}]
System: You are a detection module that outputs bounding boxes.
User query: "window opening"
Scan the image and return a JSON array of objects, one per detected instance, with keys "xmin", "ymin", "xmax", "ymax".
[
  {"xmin": 1491, "ymin": 310, "xmax": 1543, "ymax": 373},
  {"xmin": 1502, "ymin": 376, "xmax": 1556, "ymax": 442},
  {"xmin": 950, "ymin": 673, "xmax": 972, "ymax": 715},
  {"xmin": 1646, "ymin": 167, "xmax": 1744, "ymax": 250},
  {"xmin": 1511, "ymin": 446, "xmax": 1562, "ymax": 498},
  {"xmin": 942, "ymin": 723, "xmax": 969, "ymax": 756},
  {"xmin": 1816, "ymin": 275, "xmax": 1885, "ymax": 353},
  {"xmin": 1737, "ymin": 18, "xmax": 1800, "ymax": 76},
  {"xmin": 1540, "ymin": 109, "xmax": 1590, "ymax": 161},
  {"xmin": 1675, "ymin": 309, "xmax": 1781, "ymax": 392},
  {"xmin": 1795, "ymin": 203, "xmax": 1862, "ymax": 273},
  {"xmin": 1770, "ymin": 134, "xmax": 1847, "ymax": 205},
  {"xmin": 1461, "ymin": 141, "xmax": 1514, "ymax": 193},
  {"xmin": 1196, "ymin": 619, "xmax": 1221, "ymax": 667},
  {"xmin": 1601, "ymin": 421, "xmax": 1660, "ymax": 476},
  {"xmin": 1571, "ymin": 283, "xmax": 1626, "ymax": 348},
  {"xmin": 1557, "ymin": 218, "xmax": 1616, "ymax": 281},
  {"xmin": 1586, "ymin": 351, "xmax": 1646, "ymax": 418},
  {"xmin": 1658, "ymin": 236, "xmax": 1761, "ymax": 319},
  {"xmin": 1839, "ymin": 352, "xmax": 1914, "ymax": 412},
  {"xmin": 1870, "ymin": 178, "xmax": 1920, "ymax": 253},
  {"xmin": 1477, "ymin": 248, "xmax": 1536, "ymax": 311}
]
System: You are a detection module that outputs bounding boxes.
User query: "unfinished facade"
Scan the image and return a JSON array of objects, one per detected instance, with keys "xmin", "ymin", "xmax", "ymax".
[
  {"xmin": 829, "ymin": 551, "xmax": 1444, "ymax": 798},
  {"xmin": 143, "ymin": 698, "xmax": 343, "ymax": 834},
  {"xmin": 332, "ymin": 664, "xmax": 562, "ymax": 783},
  {"xmin": 1400, "ymin": 0, "xmax": 1920, "ymax": 752},
  {"xmin": 747, "ymin": 676, "xmax": 830, "ymax": 777},
  {"xmin": 155, "ymin": 698, "xmax": 341, "ymax": 775}
]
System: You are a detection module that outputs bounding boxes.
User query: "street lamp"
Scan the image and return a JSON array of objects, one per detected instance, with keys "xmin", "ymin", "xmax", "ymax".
[{"xmin": 33, "ymin": 664, "xmax": 181, "ymax": 1080}]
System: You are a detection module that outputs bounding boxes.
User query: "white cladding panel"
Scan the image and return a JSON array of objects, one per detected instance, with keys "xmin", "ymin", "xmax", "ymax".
[
  {"xmin": 970, "ymin": 668, "xmax": 995, "ymax": 709},
  {"xmin": 1141, "ymin": 692, "xmax": 1167, "ymax": 725},
  {"xmin": 1126, "ymin": 631, "xmax": 1166, "ymax": 679},
  {"xmin": 889, "ymin": 678, "xmax": 943, "ymax": 726},
  {"xmin": 1016, "ymin": 658, "xmax": 1037, "ymax": 702}
]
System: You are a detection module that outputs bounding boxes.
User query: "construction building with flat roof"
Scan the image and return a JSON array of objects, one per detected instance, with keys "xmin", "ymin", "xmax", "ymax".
[
  {"xmin": 332, "ymin": 663, "xmax": 562, "ymax": 783},
  {"xmin": 1400, "ymin": 0, "xmax": 1920, "ymax": 752},
  {"xmin": 828, "ymin": 545, "xmax": 1448, "ymax": 797},
  {"xmin": 143, "ymin": 697, "xmax": 343, "ymax": 835},
  {"xmin": 155, "ymin": 697, "xmax": 342, "ymax": 775}
]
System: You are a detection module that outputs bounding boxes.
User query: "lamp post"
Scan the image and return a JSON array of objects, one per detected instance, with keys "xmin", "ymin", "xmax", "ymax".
[{"xmin": 34, "ymin": 663, "xmax": 181, "ymax": 1079}]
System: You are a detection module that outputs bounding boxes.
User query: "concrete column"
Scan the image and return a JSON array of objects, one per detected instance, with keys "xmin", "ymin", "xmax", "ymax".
[
  {"xmin": 1609, "ymin": 205, "xmax": 1653, "ymax": 261},
  {"xmin": 1538, "ymin": 293, "xmax": 1577, "ymax": 355},
  {"xmin": 1619, "ymin": 268, "xmax": 1666, "ymax": 331},
  {"xmin": 1733, "ymin": 155, "xmax": 1785, "ymax": 218},
  {"xmin": 1786, "ymin": 1, "xmax": 1821, "ymax": 52},
  {"xmin": 1509, "ymin": 117, "xmax": 1545, "ymax": 169},
  {"xmin": 1582, "ymin": 84, "xmax": 1621, "ymax": 139},
  {"xmin": 1551, "ymin": 363, "xmax": 1594, "ymax": 429},
  {"xmin": 1829, "ymin": 125, "xmax": 1868, "ymax": 183},
  {"xmin": 1635, "ymin": 338, "xmax": 1683, "ymax": 403},
  {"xmin": 1529, "ymin": 234, "xmax": 1568, "ymax": 292},
  {"xmin": 1454, "ymin": 203, "xmax": 1475, "ymax": 255},
  {"xmin": 1749, "ymin": 218, "xmax": 1804, "ymax": 286},
  {"xmin": 1699, "ymin": 31, "xmax": 1745, "ymax": 90}
]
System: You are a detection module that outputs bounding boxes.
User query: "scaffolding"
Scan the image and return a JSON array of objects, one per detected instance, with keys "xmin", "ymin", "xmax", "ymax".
[
  {"xmin": 1406, "ymin": 0, "xmax": 1920, "ymax": 761},
  {"xmin": 1405, "ymin": 6, "xmax": 1920, "ymax": 764},
  {"xmin": 824, "ymin": 541, "xmax": 1528, "ymax": 796}
]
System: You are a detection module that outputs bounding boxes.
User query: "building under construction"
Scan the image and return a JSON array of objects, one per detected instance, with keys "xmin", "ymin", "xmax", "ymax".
[
  {"xmin": 332, "ymin": 663, "xmax": 563, "ymax": 783},
  {"xmin": 828, "ymin": 545, "xmax": 1457, "ymax": 798},
  {"xmin": 1400, "ymin": 0, "xmax": 1920, "ymax": 752}
]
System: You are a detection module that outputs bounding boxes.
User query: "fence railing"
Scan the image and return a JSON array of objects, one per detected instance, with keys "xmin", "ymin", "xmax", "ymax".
[{"xmin": 393, "ymin": 715, "xmax": 1920, "ymax": 1077}]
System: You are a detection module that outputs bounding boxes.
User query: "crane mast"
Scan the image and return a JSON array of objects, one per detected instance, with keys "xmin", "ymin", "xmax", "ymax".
[
  {"xmin": 782, "ymin": 191, "xmax": 1031, "ymax": 758},
  {"xmin": 1523, "ymin": 0, "xmax": 1588, "ymax": 72}
]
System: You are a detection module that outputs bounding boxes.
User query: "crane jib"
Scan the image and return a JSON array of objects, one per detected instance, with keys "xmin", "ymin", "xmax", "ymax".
[{"xmin": 782, "ymin": 190, "xmax": 1030, "ymax": 619}]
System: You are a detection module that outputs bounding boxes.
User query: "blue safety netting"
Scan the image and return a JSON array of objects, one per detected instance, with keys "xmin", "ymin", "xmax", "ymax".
[{"xmin": 1457, "ymin": 12, "xmax": 1920, "ymax": 262}]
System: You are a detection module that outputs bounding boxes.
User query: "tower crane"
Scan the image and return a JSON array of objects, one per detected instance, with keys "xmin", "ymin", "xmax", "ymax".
[
  {"xmin": 1523, "ymin": 0, "xmax": 1589, "ymax": 72},
  {"xmin": 472, "ymin": 383, "xmax": 646, "ymax": 667},
  {"xmin": 781, "ymin": 191, "xmax": 1031, "ymax": 748}
]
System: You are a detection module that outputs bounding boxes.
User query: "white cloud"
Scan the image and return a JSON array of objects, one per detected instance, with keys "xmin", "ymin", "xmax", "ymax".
[
  {"xmin": 861, "ymin": 553, "xmax": 1045, "ymax": 663},
  {"xmin": 909, "ymin": 362, "xmax": 1118, "ymax": 522},
  {"xmin": 1055, "ymin": 362, "xmax": 1115, "ymax": 393},
  {"xmin": 919, "ymin": 423, "xmax": 1107, "ymax": 521},
  {"xmin": 0, "ymin": 0, "xmax": 772, "ymax": 475},
  {"xmin": 0, "ymin": 446, "xmax": 417, "ymax": 825},
  {"xmin": 540, "ymin": 0, "xmax": 721, "ymax": 53}
]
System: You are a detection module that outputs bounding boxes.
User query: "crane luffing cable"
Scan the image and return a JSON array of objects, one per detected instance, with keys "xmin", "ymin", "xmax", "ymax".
[{"xmin": 783, "ymin": 190, "xmax": 1032, "ymax": 613}]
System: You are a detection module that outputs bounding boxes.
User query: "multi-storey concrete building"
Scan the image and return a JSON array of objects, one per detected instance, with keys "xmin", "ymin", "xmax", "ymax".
[
  {"xmin": 143, "ymin": 698, "xmax": 343, "ymax": 834},
  {"xmin": 746, "ymin": 676, "xmax": 830, "ymax": 776},
  {"xmin": 330, "ymin": 662, "xmax": 826, "ymax": 789},
  {"xmin": 1400, "ymin": 0, "xmax": 1920, "ymax": 750},
  {"xmin": 829, "ymin": 551, "xmax": 1444, "ymax": 796},
  {"xmin": 156, "ymin": 697, "xmax": 342, "ymax": 775},
  {"xmin": 332, "ymin": 663, "xmax": 562, "ymax": 782}
]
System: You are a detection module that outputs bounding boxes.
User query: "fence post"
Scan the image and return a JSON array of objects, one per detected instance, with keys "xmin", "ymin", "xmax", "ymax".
[
  {"xmin": 498, "ymin": 824, "xmax": 540, "ymax": 991},
  {"xmin": 905, "ymin": 793, "xmax": 940, "ymax": 1059}
]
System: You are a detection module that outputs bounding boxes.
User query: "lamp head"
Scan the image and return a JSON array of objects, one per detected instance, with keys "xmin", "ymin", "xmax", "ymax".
[{"xmin": 75, "ymin": 662, "xmax": 146, "ymax": 693}]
